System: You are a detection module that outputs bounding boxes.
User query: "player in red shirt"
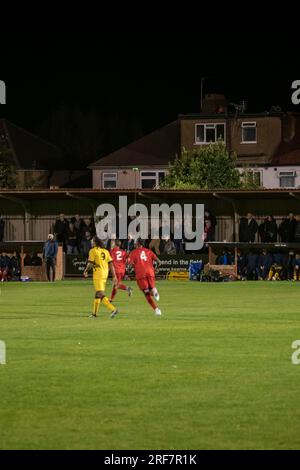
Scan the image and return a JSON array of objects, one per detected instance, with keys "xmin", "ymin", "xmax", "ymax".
[
  {"xmin": 109, "ymin": 239, "xmax": 133, "ymax": 301},
  {"xmin": 128, "ymin": 238, "xmax": 162, "ymax": 316}
]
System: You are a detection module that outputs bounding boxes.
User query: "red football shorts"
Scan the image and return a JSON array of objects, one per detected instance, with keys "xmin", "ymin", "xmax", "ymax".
[
  {"xmin": 137, "ymin": 275, "xmax": 156, "ymax": 291},
  {"xmin": 115, "ymin": 271, "xmax": 125, "ymax": 283}
]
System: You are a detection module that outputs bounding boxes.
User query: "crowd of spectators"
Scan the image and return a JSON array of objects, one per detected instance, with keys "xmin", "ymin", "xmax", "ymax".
[
  {"xmin": 53, "ymin": 214, "xmax": 96, "ymax": 255},
  {"xmin": 0, "ymin": 251, "xmax": 21, "ymax": 281},
  {"xmin": 216, "ymin": 247, "xmax": 300, "ymax": 281},
  {"xmin": 239, "ymin": 213, "xmax": 300, "ymax": 243}
]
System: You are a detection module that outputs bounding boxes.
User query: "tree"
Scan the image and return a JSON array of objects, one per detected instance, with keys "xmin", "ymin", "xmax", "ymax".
[
  {"xmin": 0, "ymin": 140, "xmax": 17, "ymax": 189},
  {"xmin": 240, "ymin": 167, "xmax": 262, "ymax": 189},
  {"xmin": 161, "ymin": 142, "xmax": 242, "ymax": 190}
]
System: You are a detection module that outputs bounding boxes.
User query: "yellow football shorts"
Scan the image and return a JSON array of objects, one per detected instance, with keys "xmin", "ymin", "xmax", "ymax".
[{"xmin": 93, "ymin": 277, "xmax": 107, "ymax": 292}]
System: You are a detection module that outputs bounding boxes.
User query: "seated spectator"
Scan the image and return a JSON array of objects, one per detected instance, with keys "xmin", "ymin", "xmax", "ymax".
[
  {"xmin": 258, "ymin": 250, "xmax": 273, "ymax": 280},
  {"xmin": 9, "ymin": 251, "xmax": 21, "ymax": 280},
  {"xmin": 246, "ymin": 250, "xmax": 259, "ymax": 280},
  {"xmin": 0, "ymin": 252, "xmax": 10, "ymax": 282},
  {"xmin": 237, "ymin": 250, "xmax": 247, "ymax": 280},
  {"xmin": 216, "ymin": 249, "xmax": 233, "ymax": 265},
  {"xmin": 268, "ymin": 252, "xmax": 284, "ymax": 280},
  {"xmin": 31, "ymin": 252, "xmax": 43, "ymax": 266},
  {"xmin": 293, "ymin": 254, "xmax": 300, "ymax": 281},
  {"xmin": 285, "ymin": 251, "xmax": 295, "ymax": 280},
  {"xmin": 65, "ymin": 222, "xmax": 79, "ymax": 255},
  {"xmin": 81, "ymin": 231, "xmax": 92, "ymax": 257},
  {"xmin": 23, "ymin": 253, "xmax": 32, "ymax": 266}
]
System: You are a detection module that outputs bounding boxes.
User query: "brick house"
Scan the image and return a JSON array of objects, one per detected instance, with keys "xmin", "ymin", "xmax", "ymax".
[{"xmin": 90, "ymin": 94, "xmax": 300, "ymax": 190}]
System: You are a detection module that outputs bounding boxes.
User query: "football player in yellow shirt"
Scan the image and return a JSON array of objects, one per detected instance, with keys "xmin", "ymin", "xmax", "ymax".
[{"xmin": 83, "ymin": 236, "xmax": 118, "ymax": 318}]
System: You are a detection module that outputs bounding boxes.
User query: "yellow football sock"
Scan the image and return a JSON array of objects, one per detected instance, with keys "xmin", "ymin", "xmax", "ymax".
[
  {"xmin": 93, "ymin": 299, "xmax": 101, "ymax": 315},
  {"xmin": 101, "ymin": 296, "xmax": 115, "ymax": 312}
]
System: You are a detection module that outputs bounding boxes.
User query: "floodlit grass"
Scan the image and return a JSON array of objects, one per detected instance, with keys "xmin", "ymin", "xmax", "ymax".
[{"xmin": 0, "ymin": 280, "xmax": 300, "ymax": 449}]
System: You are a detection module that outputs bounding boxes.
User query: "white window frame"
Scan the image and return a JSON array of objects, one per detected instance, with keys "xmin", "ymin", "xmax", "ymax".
[
  {"xmin": 102, "ymin": 172, "xmax": 117, "ymax": 189},
  {"xmin": 140, "ymin": 170, "xmax": 166, "ymax": 189},
  {"xmin": 194, "ymin": 123, "xmax": 225, "ymax": 145},
  {"xmin": 241, "ymin": 121, "xmax": 257, "ymax": 144},
  {"xmin": 249, "ymin": 169, "xmax": 262, "ymax": 186},
  {"xmin": 278, "ymin": 171, "xmax": 296, "ymax": 188}
]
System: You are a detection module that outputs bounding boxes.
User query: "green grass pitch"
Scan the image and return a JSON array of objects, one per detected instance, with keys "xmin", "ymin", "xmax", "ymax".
[{"xmin": 1, "ymin": 280, "xmax": 300, "ymax": 450}]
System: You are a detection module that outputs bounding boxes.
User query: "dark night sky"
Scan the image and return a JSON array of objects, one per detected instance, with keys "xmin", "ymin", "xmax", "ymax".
[{"xmin": 1, "ymin": 38, "xmax": 300, "ymax": 140}]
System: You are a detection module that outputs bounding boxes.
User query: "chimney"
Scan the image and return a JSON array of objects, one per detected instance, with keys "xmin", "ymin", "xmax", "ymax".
[{"xmin": 201, "ymin": 94, "xmax": 228, "ymax": 114}]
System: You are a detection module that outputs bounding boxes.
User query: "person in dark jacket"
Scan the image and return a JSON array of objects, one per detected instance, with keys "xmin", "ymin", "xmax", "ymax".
[
  {"xmin": 123, "ymin": 234, "xmax": 135, "ymax": 253},
  {"xmin": 83, "ymin": 216, "xmax": 96, "ymax": 238},
  {"xmin": 293, "ymin": 254, "xmax": 300, "ymax": 281},
  {"xmin": 43, "ymin": 234, "xmax": 58, "ymax": 282},
  {"xmin": 259, "ymin": 215, "xmax": 278, "ymax": 243},
  {"xmin": 0, "ymin": 216, "xmax": 5, "ymax": 242},
  {"xmin": 245, "ymin": 250, "xmax": 259, "ymax": 280},
  {"xmin": 237, "ymin": 250, "xmax": 247, "ymax": 280},
  {"xmin": 258, "ymin": 250, "xmax": 273, "ymax": 280},
  {"xmin": 53, "ymin": 213, "xmax": 69, "ymax": 251},
  {"xmin": 286, "ymin": 213, "xmax": 297, "ymax": 242},
  {"xmin": 278, "ymin": 217, "xmax": 289, "ymax": 242},
  {"xmin": 31, "ymin": 252, "xmax": 43, "ymax": 266},
  {"xmin": 294, "ymin": 215, "xmax": 300, "ymax": 243},
  {"xmin": 283, "ymin": 251, "xmax": 295, "ymax": 280},
  {"xmin": 205, "ymin": 210, "xmax": 217, "ymax": 240},
  {"xmin": 246, "ymin": 213, "xmax": 258, "ymax": 243},
  {"xmin": 65, "ymin": 222, "xmax": 79, "ymax": 255},
  {"xmin": 10, "ymin": 251, "xmax": 21, "ymax": 279},
  {"xmin": 0, "ymin": 252, "xmax": 10, "ymax": 281},
  {"xmin": 80, "ymin": 231, "xmax": 92, "ymax": 257},
  {"xmin": 203, "ymin": 219, "xmax": 215, "ymax": 242}
]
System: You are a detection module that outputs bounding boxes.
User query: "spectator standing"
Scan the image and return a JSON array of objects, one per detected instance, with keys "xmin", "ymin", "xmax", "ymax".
[
  {"xmin": 246, "ymin": 213, "xmax": 258, "ymax": 243},
  {"xmin": 43, "ymin": 234, "xmax": 58, "ymax": 282},
  {"xmin": 204, "ymin": 210, "xmax": 217, "ymax": 240},
  {"xmin": 203, "ymin": 219, "xmax": 215, "ymax": 242},
  {"xmin": 65, "ymin": 222, "xmax": 79, "ymax": 255},
  {"xmin": 259, "ymin": 215, "xmax": 277, "ymax": 243},
  {"xmin": 162, "ymin": 237, "xmax": 176, "ymax": 255},
  {"xmin": 278, "ymin": 217, "xmax": 289, "ymax": 242},
  {"xmin": 81, "ymin": 231, "xmax": 92, "ymax": 257},
  {"xmin": 294, "ymin": 215, "xmax": 300, "ymax": 243},
  {"xmin": 84, "ymin": 216, "xmax": 96, "ymax": 237},
  {"xmin": 0, "ymin": 216, "xmax": 5, "ymax": 242},
  {"xmin": 286, "ymin": 213, "xmax": 297, "ymax": 242},
  {"xmin": 53, "ymin": 214, "xmax": 69, "ymax": 251}
]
